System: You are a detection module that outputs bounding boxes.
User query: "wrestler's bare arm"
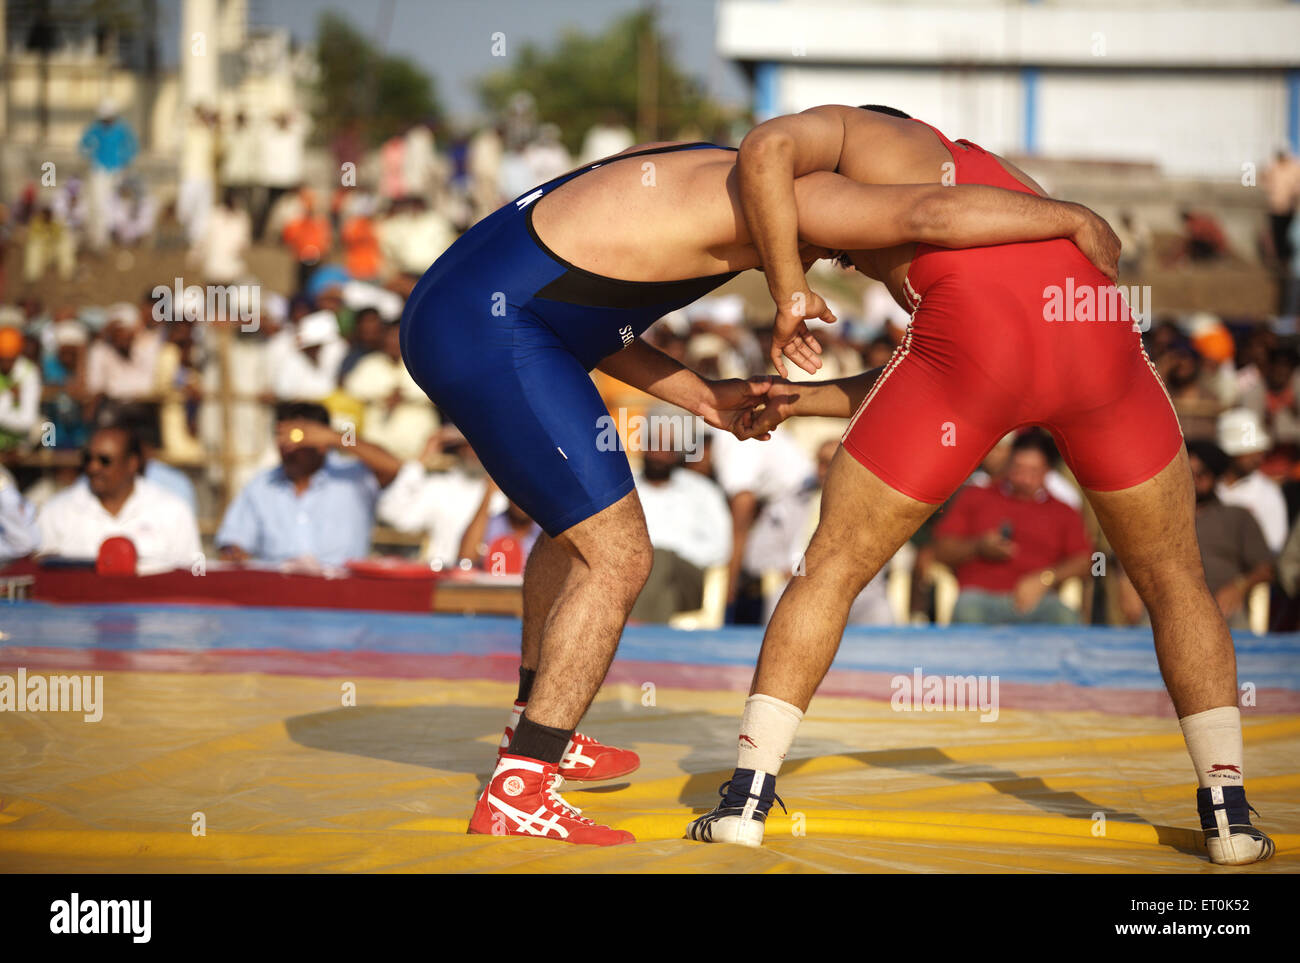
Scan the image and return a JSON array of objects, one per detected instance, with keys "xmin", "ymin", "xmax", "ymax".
[
  {"xmin": 737, "ymin": 106, "xmax": 850, "ymax": 309},
  {"xmin": 749, "ymin": 367, "xmax": 886, "ymax": 435},
  {"xmin": 792, "ymin": 172, "xmax": 1117, "ymax": 270},
  {"xmin": 595, "ymin": 338, "xmax": 774, "ymax": 439}
]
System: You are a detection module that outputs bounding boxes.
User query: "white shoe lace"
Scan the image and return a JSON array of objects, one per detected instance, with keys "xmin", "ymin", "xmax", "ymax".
[{"xmin": 545, "ymin": 772, "xmax": 594, "ymax": 825}]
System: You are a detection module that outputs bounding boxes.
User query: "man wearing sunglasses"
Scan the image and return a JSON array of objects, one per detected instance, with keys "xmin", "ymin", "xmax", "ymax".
[{"xmin": 35, "ymin": 425, "xmax": 200, "ymax": 574}]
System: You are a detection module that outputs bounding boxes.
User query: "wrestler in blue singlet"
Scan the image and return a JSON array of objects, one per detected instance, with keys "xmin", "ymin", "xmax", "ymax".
[{"xmin": 400, "ymin": 142, "xmax": 737, "ymax": 536}]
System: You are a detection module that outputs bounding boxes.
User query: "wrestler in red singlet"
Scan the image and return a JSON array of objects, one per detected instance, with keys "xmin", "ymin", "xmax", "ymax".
[{"xmin": 842, "ymin": 121, "xmax": 1184, "ymax": 503}]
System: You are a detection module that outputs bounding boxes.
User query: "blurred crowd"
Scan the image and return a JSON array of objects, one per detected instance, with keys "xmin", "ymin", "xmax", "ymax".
[{"xmin": 3, "ymin": 98, "xmax": 1300, "ymax": 631}]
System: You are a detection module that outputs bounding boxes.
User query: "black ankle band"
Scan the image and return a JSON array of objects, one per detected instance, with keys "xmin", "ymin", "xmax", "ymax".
[
  {"xmin": 508, "ymin": 712, "xmax": 572, "ymax": 765},
  {"xmin": 516, "ymin": 667, "xmax": 536, "ymax": 704}
]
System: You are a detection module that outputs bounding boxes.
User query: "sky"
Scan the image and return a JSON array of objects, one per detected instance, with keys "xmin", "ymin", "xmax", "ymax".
[{"xmin": 157, "ymin": 0, "xmax": 753, "ymax": 124}]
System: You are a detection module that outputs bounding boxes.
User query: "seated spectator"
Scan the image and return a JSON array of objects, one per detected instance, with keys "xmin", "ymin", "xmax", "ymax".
[
  {"xmin": 1258, "ymin": 347, "xmax": 1300, "ymax": 446},
  {"xmin": 710, "ymin": 425, "xmax": 815, "ymax": 623},
  {"xmin": 374, "ymin": 427, "xmax": 507, "ymax": 567},
  {"xmin": 342, "ymin": 320, "xmax": 437, "ymax": 461},
  {"xmin": 1160, "ymin": 346, "xmax": 1221, "ymax": 441},
  {"xmin": 85, "ymin": 302, "xmax": 162, "ymax": 404},
  {"xmin": 933, "ymin": 431, "xmax": 1092, "ymax": 625},
  {"xmin": 110, "ymin": 177, "xmax": 157, "ymax": 246},
  {"xmin": 152, "ymin": 322, "xmax": 205, "ymax": 464},
  {"xmin": 783, "ymin": 438, "xmax": 894, "ymax": 626},
  {"xmin": 1187, "ymin": 441, "xmax": 1273, "ymax": 629},
  {"xmin": 39, "ymin": 318, "xmax": 90, "ymax": 449},
  {"xmin": 117, "ymin": 406, "xmax": 198, "ymax": 515},
  {"xmin": 458, "ymin": 480, "xmax": 541, "ymax": 574},
  {"xmin": 1216, "ymin": 408, "xmax": 1288, "ymax": 552},
  {"xmin": 215, "ymin": 402, "xmax": 399, "ymax": 567},
  {"xmin": 22, "ymin": 205, "xmax": 76, "ymax": 282},
  {"xmin": 0, "ymin": 325, "xmax": 40, "ymax": 449},
  {"xmin": 0, "ymin": 465, "xmax": 39, "ymax": 563},
  {"xmin": 338, "ymin": 306, "xmax": 384, "ymax": 382},
  {"xmin": 1179, "ymin": 208, "xmax": 1229, "ymax": 262},
  {"xmin": 274, "ymin": 310, "xmax": 346, "ymax": 401},
  {"xmin": 35, "ymin": 425, "xmax": 200, "ymax": 573},
  {"xmin": 629, "ymin": 426, "xmax": 732, "ymax": 623}
]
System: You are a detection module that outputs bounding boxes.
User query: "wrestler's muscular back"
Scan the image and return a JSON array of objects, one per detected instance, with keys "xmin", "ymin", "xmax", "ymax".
[
  {"xmin": 836, "ymin": 112, "xmax": 1048, "ymax": 309},
  {"xmin": 530, "ymin": 143, "xmax": 764, "ymax": 284}
]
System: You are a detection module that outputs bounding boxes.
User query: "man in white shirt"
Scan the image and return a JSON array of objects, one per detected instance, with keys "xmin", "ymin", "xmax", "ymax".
[
  {"xmin": 85, "ymin": 303, "xmax": 162, "ymax": 403},
  {"xmin": 342, "ymin": 321, "xmax": 437, "ymax": 461},
  {"xmin": 275, "ymin": 310, "xmax": 346, "ymax": 401},
  {"xmin": 709, "ymin": 426, "xmax": 815, "ymax": 622},
  {"xmin": 630, "ymin": 425, "xmax": 732, "ymax": 622},
  {"xmin": 36, "ymin": 426, "xmax": 201, "ymax": 574},
  {"xmin": 375, "ymin": 430, "xmax": 505, "ymax": 567},
  {"xmin": 1216, "ymin": 408, "xmax": 1289, "ymax": 552}
]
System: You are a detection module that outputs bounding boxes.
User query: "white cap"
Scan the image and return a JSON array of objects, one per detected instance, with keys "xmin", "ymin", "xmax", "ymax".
[
  {"xmin": 342, "ymin": 281, "xmax": 404, "ymax": 323},
  {"xmin": 97, "ymin": 98, "xmax": 119, "ymax": 119},
  {"xmin": 296, "ymin": 310, "xmax": 340, "ymax": 348},
  {"xmin": 1217, "ymin": 407, "xmax": 1271, "ymax": 457},
  {"xmin": 106, "ymin": 302, "xmax": 139, "ymax": 328},
  {"xmin": 53, "ymin": 321, "xmax": 89, "ymax": 347}
]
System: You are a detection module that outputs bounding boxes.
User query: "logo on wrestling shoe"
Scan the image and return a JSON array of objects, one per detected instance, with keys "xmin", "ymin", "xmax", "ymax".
[
  {"xmin": 738, "ymin": 734, "xmax": 758, "ymax": 749},
  {"xmin": 1206, "ymin": 764, "xmax": 1243, "ymax": 778},
  {"xmin": 502, "ymin": 775, "xmax": 526, "ymax": 796}
]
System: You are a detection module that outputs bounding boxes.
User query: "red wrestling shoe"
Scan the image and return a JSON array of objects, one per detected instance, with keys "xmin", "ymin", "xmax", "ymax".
[
  {"xmin": 498, "ymin": 702, "xmax": 640, "ymax": 782},
  {"xmin": 467, "ymin": 753, "xmax": 635, "ymax": 845}
]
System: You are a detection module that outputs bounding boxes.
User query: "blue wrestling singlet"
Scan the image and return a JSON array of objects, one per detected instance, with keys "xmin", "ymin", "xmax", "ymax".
[{"xmin": 400, "ymin": 142, "xmax": 739, "ymax": 536}]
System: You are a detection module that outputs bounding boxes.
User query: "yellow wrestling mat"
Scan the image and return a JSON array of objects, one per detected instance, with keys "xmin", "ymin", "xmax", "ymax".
[{"xmin": 3, "ymin": 671, "xmax": 1297, "ymax": 873}]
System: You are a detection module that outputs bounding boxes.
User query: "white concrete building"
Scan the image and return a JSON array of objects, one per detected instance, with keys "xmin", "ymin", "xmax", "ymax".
[{"xmin": 717, "ymin": 0, "xmax": 1300, "ymax": 179}]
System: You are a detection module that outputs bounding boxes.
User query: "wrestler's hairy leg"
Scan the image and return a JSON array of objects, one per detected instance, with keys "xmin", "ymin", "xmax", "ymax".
[
  {"xmin": 523, "ymin": 490, "xmax": 653, "ymax": 730},
  {"xmin": 750, "ymin": 448, "xmax": 938, "ymax": 710},
  {"xmin": 1084, "ymin": 447, "xmax": 1236, "ymax": 716}
]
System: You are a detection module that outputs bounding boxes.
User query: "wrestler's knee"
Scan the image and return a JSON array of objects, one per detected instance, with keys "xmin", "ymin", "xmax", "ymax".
[
  {"xmin": 802, "ymin": 522, "xmax": 882, "ymax": 595},
  {"xmin": 1124, "ymin": 554, "xmax": 1210, "ymax": 610}
]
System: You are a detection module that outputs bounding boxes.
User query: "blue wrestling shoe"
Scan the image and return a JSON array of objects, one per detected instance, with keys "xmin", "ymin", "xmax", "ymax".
[
  {"xmin": 685, "ymin": 769, "xmax": 785, "ymax": 847},
  {"xmin": 1198, "ymin": 785, "xmax": 1274, "ymax": 865}
]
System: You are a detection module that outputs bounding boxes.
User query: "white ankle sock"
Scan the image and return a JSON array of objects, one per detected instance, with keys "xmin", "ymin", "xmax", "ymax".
[
  {"xmin": 736, "ymin": 694, "xmax": 804, "ymax": 776},
  {"xmin": 1179, "ymin": 706, "xmax": 1244, "ymax": 789}
]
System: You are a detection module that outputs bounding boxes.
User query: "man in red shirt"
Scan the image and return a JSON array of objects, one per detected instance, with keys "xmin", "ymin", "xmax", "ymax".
[{"xmin": 933, "ymin": 432, "xmax": 1092, "ymax": 624}]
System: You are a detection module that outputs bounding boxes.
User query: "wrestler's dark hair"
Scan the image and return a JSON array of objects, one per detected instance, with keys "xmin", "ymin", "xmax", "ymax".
[{"xmin": 858, "ymin": 104, "xmax": 911, "ymax": 119}]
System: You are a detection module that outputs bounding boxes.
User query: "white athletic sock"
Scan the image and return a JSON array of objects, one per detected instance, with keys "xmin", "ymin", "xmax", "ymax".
[
  {"xmin": 1179, "ymin": 706, "xmax": 1244, "ymax": 789},
  {"xmin": 736, "ymin": 694, "xmax": 804, "ymax": 776}
]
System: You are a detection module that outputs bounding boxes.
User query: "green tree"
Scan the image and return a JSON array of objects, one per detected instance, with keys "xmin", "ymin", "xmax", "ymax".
[
  {"xmin": 312, "ymin": 11, "xmax": 442, "ymax": 146},
  {"xmin": 477, "ymin": 9, "xmax": 730, "ymax": 153}
]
